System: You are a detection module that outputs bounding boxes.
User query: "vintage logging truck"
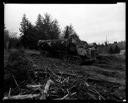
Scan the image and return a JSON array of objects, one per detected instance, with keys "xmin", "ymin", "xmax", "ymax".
[{"xmin": 38, "ymin": 35, "xmax": 98, "ymax": 65}]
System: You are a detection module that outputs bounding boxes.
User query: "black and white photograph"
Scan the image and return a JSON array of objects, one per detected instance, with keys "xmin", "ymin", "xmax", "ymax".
[{"xmin": 4, "ymin": 3, "xmax": 126, "ymax": 101}]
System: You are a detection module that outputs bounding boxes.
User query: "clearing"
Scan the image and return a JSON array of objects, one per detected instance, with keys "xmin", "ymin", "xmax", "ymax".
[{"xmin": 3, "ymin": 49, "xmax": 126, "ymax": 100}]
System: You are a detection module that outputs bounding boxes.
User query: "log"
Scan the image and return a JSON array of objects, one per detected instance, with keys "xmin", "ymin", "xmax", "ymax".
[
  {"xmin": 44, "ymin": 79, "xmax": 54, "ymax": 94},
  {"xmin": 39, "ymin": 79, "xmax": 54, "ymax": 100},
  {"xmin": 3, "ymin": 94, "xmax": 40, "ymax": 100},
  {"xmin": 4, "ymin": 79, "xmax": 54, "ymax": 100}
]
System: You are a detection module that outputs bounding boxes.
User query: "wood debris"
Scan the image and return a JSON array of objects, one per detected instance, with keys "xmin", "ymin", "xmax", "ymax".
[{"xmin": 3, "ymin": 52, "xmax": 125, "ymax": 101}]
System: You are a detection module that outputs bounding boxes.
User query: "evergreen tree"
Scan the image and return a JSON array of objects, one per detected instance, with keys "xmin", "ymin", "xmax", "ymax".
[
  {"xmin": 26, "ymin": 22, "xmax": 37, "ymax": 49},
  {"xmin": 19, "ymin": 14, "xmax": 29, "ymax": 35},
  {"xmin": 35, "ymin": 14, "xmax": 47, "ymax": 40},
  {"xmin": 63, "ymin": 26, "xmax": 70, "ymax": 39},
  {"xmin": 42, "ymin": 13, "xmax": 60, "ymax": 39},
  {"xmin": 63, "ymin": 24, "xmax": 78, "ymax": 39},
  {"xmin": 36, "ymin": 14, "xmax": 42, "ymax": 29},
  {"xmin": 49, "ymin": 19, "xmax": 60, "ymax": 39},
  {"xmin": 19, "ymin": 14, "xmax": 34, "ymax": 48},
  {"xmin": 69, "ymin": 25, "xmax": 75, "ymax": 35},
  {"xmin": 35, "ymin": 13, "xmax": 60, "ymax": 40}
]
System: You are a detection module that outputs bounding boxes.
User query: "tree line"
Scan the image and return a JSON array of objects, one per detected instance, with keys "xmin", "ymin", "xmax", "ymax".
[
  {"xmin": 4, "ymin": 13, "xmax": 122, "ymax": 54},
  {"xmin": 97, "ymin": 42, "xmax": 121, "ymax": 54},
  {"xmin": 4, "ymin": 13, "xmax": 78, "ymax": 50}
]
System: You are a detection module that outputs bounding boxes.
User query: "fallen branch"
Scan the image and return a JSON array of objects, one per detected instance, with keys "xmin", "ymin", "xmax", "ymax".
[
  {"xmin": 26, "ymin": 84, "xmax": 42, "ymax": 88},
  {"xmin": 3, "ymin": 94, "xmax": 40, "ymax": 100},
  {"xmin": 39, "ymin": 79, "xmax": 54, "ymax": 100},
  {"xmin": 84, "ymin": 81, "xmax": 90, "ymax": 87},
  {"xmin": 54, "ymin": 92, "xmax": 77, "ymax": 100},
  {"xmin": 47, "ymin": 68, "xmax": 61, "ymax": 79},
  {"xmin": 61, "ymin": 94, "xmax": 69, "ymax": 100},
  {"xmin": 70, "ymin": 92, "xmax": 77, "ymax": 96},
  {"xmin": 54, "ymin": 94, "xmax": 69, "ymax": 100},
  {"xmin": 88, "ymin": 88, "xmax": 105, "ymax": 100},
  {"xmin": 11, "ymin": 74, "xmax": 20, "ymax": 91},
  {"xmin": 93, "ymin": 88, "xmax": 105, "ymax": 100},
  {"xmin": 26, "ymin": 84, "xmax": 42, "ymax": 92},
  {"xmin": 44, "ymin": 79, "xmax": 54, "ymax": 94},
  {"xmin": 8, "ymin": 88, "xmax": 11, "ymax": 97}
]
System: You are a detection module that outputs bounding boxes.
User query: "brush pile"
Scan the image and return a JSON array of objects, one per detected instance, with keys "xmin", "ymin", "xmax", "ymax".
[{"xmin": 3, "ymin": 50, "xmax": 125, "ymax": 101}]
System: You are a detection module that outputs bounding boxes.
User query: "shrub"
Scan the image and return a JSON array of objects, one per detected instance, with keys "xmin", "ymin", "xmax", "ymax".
[{"xmin": 5, "ymin": 50, "xmax": 34, "ymax": 85}]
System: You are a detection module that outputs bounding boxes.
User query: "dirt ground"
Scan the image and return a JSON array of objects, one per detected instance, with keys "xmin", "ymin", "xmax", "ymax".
[{"xmin": 3, "ymin": 49, "xmax": 126, "ymax": 101}]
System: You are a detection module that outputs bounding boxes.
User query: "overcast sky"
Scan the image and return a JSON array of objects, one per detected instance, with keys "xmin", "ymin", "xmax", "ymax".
[{"xmin": 4, "ymin": 3, "xmax": 125, "ymax": 43}]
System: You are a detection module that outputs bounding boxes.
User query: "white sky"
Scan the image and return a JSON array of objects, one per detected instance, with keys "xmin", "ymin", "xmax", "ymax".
[{"xmin": 4, "ymin": 3, "xmax": 125, "ymax": 43}]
